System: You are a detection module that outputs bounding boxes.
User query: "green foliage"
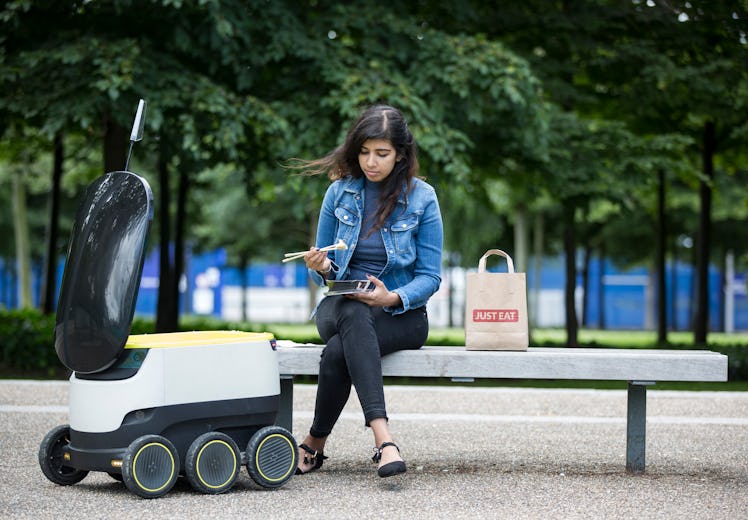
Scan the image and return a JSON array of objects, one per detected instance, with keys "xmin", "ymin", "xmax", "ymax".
[
  {"xmin": 699, "ymin": 344, "xmax": 748, "ymax": 382},
  {"xmin": 1, "ymin": 1, "xmax": 747, "ymax": 340},
  {"xmin": 190, "ymin": 163, "xmax": 308, "ymax": 268},
  {"xmin": 438, "ymin": 181, "xmax": 513, "ymax": 266},
  {"xmin": 0, "ymin": 308, "xmax": 62, "ymax": 376}
]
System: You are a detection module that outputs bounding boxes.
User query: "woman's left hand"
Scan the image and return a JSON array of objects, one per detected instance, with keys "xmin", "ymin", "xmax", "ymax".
[{"xmin": 347, "ymin": 274, "xmax": 402, "ymax": 308}]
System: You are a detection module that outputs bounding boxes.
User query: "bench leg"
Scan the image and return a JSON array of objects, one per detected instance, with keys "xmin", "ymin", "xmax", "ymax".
[
  {"xmin": 276, "ymin": 376, "xmax": 294, "ymax": 433},
  {"xmin": 626, "ymin": 381, "xmax": 654, "ymax": 474}
]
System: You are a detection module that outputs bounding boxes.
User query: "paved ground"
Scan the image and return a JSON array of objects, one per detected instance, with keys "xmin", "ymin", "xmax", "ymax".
[{"xmin": 1, "ymin": 380, "xmax": 746, "ymax": 519}]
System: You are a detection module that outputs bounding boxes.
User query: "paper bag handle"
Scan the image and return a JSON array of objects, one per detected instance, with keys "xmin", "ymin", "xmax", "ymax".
[{"xmin": 478, "ymin": 249, "xmax": 515, "ymax": 274}]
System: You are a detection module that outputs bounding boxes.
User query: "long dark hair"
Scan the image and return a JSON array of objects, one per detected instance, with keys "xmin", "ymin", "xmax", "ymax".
[{"xmin": 293, "ymin": 104, "xmax": 420, "ymax": 231}]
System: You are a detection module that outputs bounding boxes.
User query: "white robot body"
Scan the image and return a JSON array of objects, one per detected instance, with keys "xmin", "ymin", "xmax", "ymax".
[{"xmin": 69, "ymin": 331, "xmax": 279, "ymax": 433}]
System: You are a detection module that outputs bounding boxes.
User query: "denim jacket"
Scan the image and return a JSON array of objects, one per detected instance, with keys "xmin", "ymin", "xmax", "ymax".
[{"xmin": 309, "ymin": 176, "xmax": 443, "ymax": 315}]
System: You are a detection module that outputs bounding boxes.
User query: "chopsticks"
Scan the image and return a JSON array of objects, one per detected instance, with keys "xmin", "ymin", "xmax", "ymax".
[{"xmin": 282, "ymin": 239, "xmax": 348, "ymax": 263}]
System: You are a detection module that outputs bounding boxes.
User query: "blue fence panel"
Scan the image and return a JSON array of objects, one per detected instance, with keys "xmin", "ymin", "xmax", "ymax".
[
  {"xmin": 2, "ymin": 249, "xmax": 747, "ymax": 330},
  {"xmin": 135, "ymin": 248, "xmax": 160, "ymax": 317},
  {"xmin": 734, "ymin": 275, "xmax": 748, "ymax": 330}
]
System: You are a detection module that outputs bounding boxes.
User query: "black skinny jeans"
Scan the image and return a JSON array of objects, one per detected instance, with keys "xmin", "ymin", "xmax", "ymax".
[{"xmin": 308, "ymin": 295, "xmax": 429, "ymax": 438}]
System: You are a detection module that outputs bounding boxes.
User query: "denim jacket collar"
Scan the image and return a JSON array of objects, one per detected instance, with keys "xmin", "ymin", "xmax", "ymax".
[{"xmin": 342, "ymin": 175, "xmax": 409, "ymax": 208}]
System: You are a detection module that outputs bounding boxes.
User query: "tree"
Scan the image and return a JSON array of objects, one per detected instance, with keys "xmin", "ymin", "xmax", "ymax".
[
  {"xmin": 1, "ymin": 0, "xmax": 293, "ymax": 329},
  {"xmin": 579, "ymin": 0, "xmax": 748, "ymax": 343},
  {"xmin": 38, "ymin": 132, "xmax": 63, "ymax": 314},
  {"xmin": 4, "ymin": 0, "xmax": 743, "ymax": 342},
  {"xmin": 0, "ymin": 125, "xmax": 54, "ymax": 308},
  {"xmin": 418, "ymin": 0, "xmax": 746, "ymax": 345}
]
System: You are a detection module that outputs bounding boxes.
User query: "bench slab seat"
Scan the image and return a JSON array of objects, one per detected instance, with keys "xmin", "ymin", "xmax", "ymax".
[{"xmin": 275, "ymin": 343, "xmax": 728, "ymax": 474}]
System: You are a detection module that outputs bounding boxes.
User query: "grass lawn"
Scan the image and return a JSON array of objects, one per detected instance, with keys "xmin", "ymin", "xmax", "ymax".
[
  {"xmin": 267, "ymin": 324, "xmax": 748, "ymax": 349},
  {"xmin": 530, "ymin": 328, "xmax": 748, "ymax": 348}
]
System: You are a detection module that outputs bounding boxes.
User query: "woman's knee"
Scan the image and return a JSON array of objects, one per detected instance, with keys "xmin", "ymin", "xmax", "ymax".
[
  {"xmin": 318, "ymin": 336, "xmax": 348, "ymax": 377},
  {"xmin": 336, "ymin": 299, "xmax": 372, "ymax": 327}
]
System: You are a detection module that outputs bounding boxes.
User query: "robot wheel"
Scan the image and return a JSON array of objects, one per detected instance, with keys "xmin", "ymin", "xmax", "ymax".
[{"xmin": 245, "ymin": 425, "xmax": 298, "ymax": 488}]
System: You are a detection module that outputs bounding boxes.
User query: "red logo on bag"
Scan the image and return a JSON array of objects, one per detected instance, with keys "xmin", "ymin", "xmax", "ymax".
[{"xmin": 473, "ymin": 309, "xmax": 519, "ymax": 322}]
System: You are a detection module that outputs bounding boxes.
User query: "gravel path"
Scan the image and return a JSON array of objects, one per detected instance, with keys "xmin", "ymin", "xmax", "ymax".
[{"xmin": 1, "ymin": 380, "xmax": 746, "ymax": 519}]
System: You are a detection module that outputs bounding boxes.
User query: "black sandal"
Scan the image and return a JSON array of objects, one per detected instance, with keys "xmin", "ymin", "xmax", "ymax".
[
  {"xmin": 295, "ymin": 443, "xmax": 328, "ymax": 475},
  {"xmin": 372, "ymin": 442, "xmax": 406, "ymax": 478}
]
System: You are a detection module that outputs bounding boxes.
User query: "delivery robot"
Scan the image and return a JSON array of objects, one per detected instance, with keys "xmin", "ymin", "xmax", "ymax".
[{"xmin": 38, "ymin": 100, "xmax": 297, "ymax": 498}]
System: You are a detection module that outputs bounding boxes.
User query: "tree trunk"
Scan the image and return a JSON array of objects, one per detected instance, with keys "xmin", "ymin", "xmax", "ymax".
[
  {"xmin": 655, "ymin": 168, "xmax": 668, "ymax": 346},
  {"xmin": 717, "ymin": 250, "xmax": 725, "ymax": 332},
  {"xmin": 598, "ymin": 243, "xmax": 606, "ymax": 329},
  {"xmin": 513, "ymin": 203, "xmax": 529, "ymax": 273},
  {"xmin": 724, "ymin": 250, "xmax": 735, "ymax": 333},
  {"xmin": 581, "ymin": 246, "xmax": 591, "ymax": 327},
  {"xmin": 513, "ymin": 203, "xmax": 530, "ymax": 337},
  {"xmin": 693, "ymin": 121, "xmax": 715, "ymax": 346},
  {"xmin": 156, "ymin": 153, "xmax": 176, "ymax": 332},
  {"xmin": 559, "ymin": 0, "xmax": 577, "ymax": 346},
  {"xmin": 531, "ymin": 212, "xmax": 544, "ymax": 331},
  {"xmin": 447, "ymin": 252, "xmax": 456, "ymax": 328},
  {"xmin": 240, "ymin": 255, "xmax": 249, "ymax": 322},
  {"xmin": 11, "ymin": 172, "xmax": 32, "ymax": 308},
  {"xmin": 172, "ymin": 167, "xmax": 189, "ymax": 326},
  {"xmin": 670, "ymin": 240, "xmax": 678, "ymax": 331},
  {"xmin": 41, "ymin": 132, "xmax": 63, "ymax": 314},
  {"xmin": 563, "ymin": 204, "xmax": 578, "ymax": 347},
  {"xmin": 688, "ymin": 244, "xmax": 697, "ymax": 330},
  {"xmin": 103, "ymin": 111, "xmax": 127, "ymax": 173}
]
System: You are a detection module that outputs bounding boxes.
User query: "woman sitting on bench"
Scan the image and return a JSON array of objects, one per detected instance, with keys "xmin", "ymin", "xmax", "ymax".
[{"xmin": 290, "ymin": 104, "xmax": 443, "ymax": 478}]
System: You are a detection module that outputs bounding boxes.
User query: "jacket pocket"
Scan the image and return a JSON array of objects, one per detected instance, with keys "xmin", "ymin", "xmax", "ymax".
[
  {"xmin": 390, "ymin": 214, "xmax": 419, "ymax": 254},
  {"xmin": 334, "ymin": 206, "xmax": 358, "ymax": 248},
  {"xmin": 335, "ymin": 206, "xmax": 358, "ymax": 227}
]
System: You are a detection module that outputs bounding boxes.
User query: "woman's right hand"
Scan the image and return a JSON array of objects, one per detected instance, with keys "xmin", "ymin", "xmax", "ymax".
[{"xmin": 304, "ymin": 248, "xmax": 331, "ymax": 274}]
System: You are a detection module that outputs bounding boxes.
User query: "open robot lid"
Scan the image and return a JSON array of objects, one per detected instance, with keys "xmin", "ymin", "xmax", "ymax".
[{"xmin": 55, "ymin": 171, "xmax": 154, "ymax": 374}]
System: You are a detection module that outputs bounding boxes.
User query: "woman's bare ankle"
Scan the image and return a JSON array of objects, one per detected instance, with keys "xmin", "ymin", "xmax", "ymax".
[{"xmin": 302, "ymin": 435, "xmax": 326, "ymax": 453}]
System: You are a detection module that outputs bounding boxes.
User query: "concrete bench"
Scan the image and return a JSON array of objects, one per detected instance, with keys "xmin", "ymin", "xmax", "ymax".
[{"xmin": 275, "ymin": 343, "xmax": 728, "ymax": 474}]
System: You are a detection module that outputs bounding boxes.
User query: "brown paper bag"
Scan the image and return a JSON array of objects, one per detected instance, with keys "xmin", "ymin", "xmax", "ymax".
[{"xmin": 464, "ymin": 249, "xmax": 528, "ymax": 351}]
